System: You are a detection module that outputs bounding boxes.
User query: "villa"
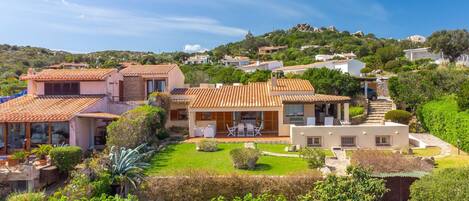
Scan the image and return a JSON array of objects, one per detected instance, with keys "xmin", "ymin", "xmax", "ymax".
[
  {"xmin": 258, "ymin": 46, "xmax": 288, "ymax": 55},
  {"xmin": 238, "ymin": 60, "xmax": 284, "ymax": 72},
  {"xmin": 273, "ymin": 59, "xmax": 366, "ymax": 77}
]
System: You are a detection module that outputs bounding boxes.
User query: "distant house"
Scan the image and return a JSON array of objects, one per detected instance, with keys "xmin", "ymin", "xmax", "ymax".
[
  {"xmin": 403, "ymin": 48, "xmax": 442, "ymax": 61},
  {"xmin": 406, "ymin": 35, "xmax": 426, "ymax": 43},
  {"xmin": 300, "ymin": 45, "xmax": 321, "ymax": 51},
  {"xmin": 238, "ymin": 61, "xmax": 284, "ymax": 72},
  {"xmin": 184, "ymin": 55, "xmax": 210, "ymax": 65},
  {"xmin": 315, "ymin": 52, "xmax": 356, "ymax": 61},
  {"xmin": 258, "ymin": 45, "xmax": 288, "ymax": 55},
  {"xmin": 221, "ymin": 55, "xmax": 250, "ymax": 67},
  {"xmin": 274, "ymin": 59, "xmax": 365, "ymax": 76},
  {"xmin": 49, "ymin": 62, "xmax": 89, "ymax": 69}
]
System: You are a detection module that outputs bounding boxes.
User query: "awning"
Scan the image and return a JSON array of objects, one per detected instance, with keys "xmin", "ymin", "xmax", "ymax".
[{"xmin": 76, "ymin": 112, "xmax": 120, "ymax": 119}]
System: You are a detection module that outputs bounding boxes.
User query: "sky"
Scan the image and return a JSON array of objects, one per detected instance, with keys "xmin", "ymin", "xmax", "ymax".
[{"xmin": 0, "ymin": 0, "xmax": 468, "ymax": 53}]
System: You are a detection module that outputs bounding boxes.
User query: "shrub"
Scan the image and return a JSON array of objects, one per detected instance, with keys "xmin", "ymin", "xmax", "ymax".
[
  {"xmin": 156, "ymin": 129, "xmax": 169, "ymax": 140},
  {"xmin": 230, "ymin": 148, "xmax": 260, "ymax": 170},
  {"xmin": 350, "ymin": 150, "xmax": 433, "ymax": 173},
  {"xmin": 410, "ymin": 167, "xmax": 469, "ymax": 201},
  {"xmin": 7, "ymin": 192, "xmax": 46, "ymax": 201},
  {"xmin": 138, "ymin": 170, "xmax": 322, "ymax": 201},
  {"xmin": 360, "ymin": 67, "xmax": 372, "ymax": 74},
  {"xmin": 32, "ymin": 144, "xmax": 53, "ymax": 159},
  {"xmin": 299, "ymin": 148, "xmax": 325, "ymax": 169},
  {"xmin": 384, "ymin": 110, "xmax": 412, "ymax": 124},
  {"xmin": 49, "ymin": 146, "xmax": 82, "ymax": 173},
  {"xmin": 349, "ymin": 106, "xmax": 365, "ymax": 118},
  {"xmin": 212, "ymin": 193, "xmax": 287, "ymax": 201},
  {"xmin": 457, "ymin": 80, "xmax": 469, "ymax": 111},
  {"xmin": 107, "ymin": 105, "xmax": 165, "ymax": 149},
  {"xmin": 89, "ymin": 194, "xmax": 139, "ymax": 201},
  {"xmin": 11, "ymin": 151, "xmax": 29, "ymax": 163},
  {"xmin": 311, "ymin": 166, "xmax": 388, "ymax": 201},
  {"xmin": 418, "ymin": 96, "xmax": 469, "ymax": 152},
  {"xmin": 197, "ymin": 139, "xmax": 219, "ymax": 152}
]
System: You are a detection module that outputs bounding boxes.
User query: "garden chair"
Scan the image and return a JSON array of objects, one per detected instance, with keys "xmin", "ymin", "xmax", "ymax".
[
  {"xmin": 226, "ymin": 124, "xmax": 236, "ymax": 137},
  {"xmin": 246, "ymin": 123, "xmax": 255, "ymax": 137},
  {"xmin": 237, "ymin": 123, "xmax": 245, "ymax": 137},
  {"xmin": 306, "ymin": 117, "xmax": 316, "ymax": 126},
  {"xmin": 324, "ymin": 117, "xmax": 334, "ymax": 126},
  {"xmin": 254, "ymin": 123, "xmax": 262, "ymax": 136}
]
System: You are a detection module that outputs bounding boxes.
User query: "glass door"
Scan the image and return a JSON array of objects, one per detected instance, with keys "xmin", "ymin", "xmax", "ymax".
[{"xmin": 7, "ymin": 123, "xmax": 26, "ymax": 153}]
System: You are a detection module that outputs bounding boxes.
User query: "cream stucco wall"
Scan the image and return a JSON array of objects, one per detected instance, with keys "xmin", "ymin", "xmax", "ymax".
[
  {"xmin": 290, "ymin": 122, "xmax": 409, "ymax": 149},
  {"xmin": 166, "ymin": 102, "xmax": 190, "ymax": 128},
  {"xmin": 168, "ymin": 67, "xmax": 186, "ymax": 91}
]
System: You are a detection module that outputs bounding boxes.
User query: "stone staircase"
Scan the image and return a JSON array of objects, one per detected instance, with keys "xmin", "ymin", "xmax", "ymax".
[{"xmin": 363, "ymin": 100, "xmax": 393, "ymax": 124}]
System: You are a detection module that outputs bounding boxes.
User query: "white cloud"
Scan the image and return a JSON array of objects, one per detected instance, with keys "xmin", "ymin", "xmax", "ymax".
[{"xmin": 183, "ymin": 44, "xmax": 208, "ymax": 53}]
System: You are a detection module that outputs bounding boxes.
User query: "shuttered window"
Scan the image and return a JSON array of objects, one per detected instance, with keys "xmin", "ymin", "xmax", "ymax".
[{"xmin": 44, "ymin": 82, "xmax": 80, "ymax": 95}]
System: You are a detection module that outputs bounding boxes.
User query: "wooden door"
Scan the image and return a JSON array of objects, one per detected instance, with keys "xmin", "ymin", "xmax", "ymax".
[{"xmin": 119, "ymin": 80, "xmax": 124, "ymax": 101}]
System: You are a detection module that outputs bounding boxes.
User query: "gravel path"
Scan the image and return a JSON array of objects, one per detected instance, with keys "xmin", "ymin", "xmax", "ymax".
[
  {"xmin": 410, "ymin": 133, "xmax": 452, "ymax": 157},
  {"xmin": 325, "ymin": 149, "xmax": 350, "ymax": 176}
]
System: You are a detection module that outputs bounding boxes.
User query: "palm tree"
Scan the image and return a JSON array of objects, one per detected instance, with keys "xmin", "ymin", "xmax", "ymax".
[{"xmin": 108, "ymin": 144, "xmax": 152, "ymax": 195}]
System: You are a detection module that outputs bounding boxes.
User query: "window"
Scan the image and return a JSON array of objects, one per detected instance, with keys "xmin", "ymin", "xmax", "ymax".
[
  {"xmin": 45, "ymin": 82, "xmax": 80, "ymax": 95},
  {"xmin": 51, "ymin": 123, "xmax": 69, "ymax": 145},
  {"xmin": 170, "ymin": 109, "xmax": 188, "ymax": 120},
  {"xmin": 146, "ymin": 80, "xmax": 166, "ymax": 96},
  {"xmin": 307, "ymin": 136, "xmax": 322, "ymax": 147},
  {"xmin": 30, "ymin": 123, "xmax": 49, "ymax": 148},
  {"xmin": 284, "ymin": 104, "xmax": 304, "ymax": 117},
  {"xmin": 376, "ymin": 136, "xmax": 391, "ymax": 146},
  {"xmin": 8, "ymin": 123, "xmax": 26, "ymax": 152},
  {"xmin": 341, "ymin": 136, "xmax": 356, "ymax": 147},
  {"xmin": 201, "ymin": 112, "xmax": 212, "ymax": 120}
]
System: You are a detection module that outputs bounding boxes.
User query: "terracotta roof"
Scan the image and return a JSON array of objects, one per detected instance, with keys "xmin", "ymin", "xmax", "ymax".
[
  {"xmin": 0, "ymin": 95, "xmax": 103, "ymax": 122},
  {"xmin": 76, "ymin": 112, "xmax": 120, "ymax": 119},
  {"xmin": 270, "ymin": 79, "xmax": 314, "ymax": 92},
  {"xmin": 20, "ymin": 69, "xmax": 115, "ymax": 81},
  {"xmin": 281, "ymin": 94, "xmax": 351, "ymax": 103},
  {"xmin": 119, "ymin": 64, "xmax": 177, "ymax": 76}
]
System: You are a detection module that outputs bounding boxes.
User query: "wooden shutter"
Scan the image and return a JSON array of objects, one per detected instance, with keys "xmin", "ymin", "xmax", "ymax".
[{"xmin": 170, "ymin": 110, "xmax": 178, "ymax": 121}]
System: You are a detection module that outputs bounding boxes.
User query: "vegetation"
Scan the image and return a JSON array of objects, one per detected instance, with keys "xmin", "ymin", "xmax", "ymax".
[
  {"xmin": 427, "ymin": 29, "xmax": 469, "ymax": 62},
  {"xmin": 6, "ymin": 192, "xmax": 46, "ymax": 201},
  {"xmin": 350, "ymin": 150, "xmax": 434, "ymax": 173},
  {"xmin": 388, "ymin": 69, "xmax": 468, "ymax": 111},
  {"xmin": 435, "ymin": 155, "xmax": 469, "ymax": 169},
  {"xmin": 49, "ymin": 146, "xmax": 82, "ymax": 173},
  {"xmin": 349, "ymin": 106, "xmax": 365, "ymax": 118},
  {"xmin": 299, "ymin": 148, "xmax": 326, "ymax": 169},
  {"xmin": 384, "ymin": 110, "xmax": 412, "ymax": 124},
  {"xmin": 212, "ymin": 193, "xmax": 287, "ymax": 201},
  {"xmin": 147, "ymin": 143, "xmax": 310, "ymax": 175},
  {"xmin": 299, "ymin": 67, "xmax": 360, "ymax": 96},
  {"xmin": 456, "ymin": 80, "xmax": 469, "ymax": 111},
  {"xmin": 50, "ymin": 172, "xmax": 112, "ymax": 200},
  {"xmin": 106, "ymin": 105, "xmax": 165, "ymax": 149},
  {"xmin": 230, "ymin": 148, "xmax": 261, "ymax": 170},
  {"xmin": 197, "ymin": 139, "xmax": 219, "ymax": 152},
  {"xmin": 308, "ymin": 166, "xmax": 388, "ymax": 201},
  {"xmin": 31, "ymin": 144, "xmax": 53, "ymax": 159},
  {"xmin": 410, "ymin": 167, "xmax": 469, "ymax": 201},
  {"xmin": 418, "ymin": 96, "xmax": 469, "ymax": 152},
  {"xmin": 11, "ymin": 151, "xmax": 29, "ymax": 163}
]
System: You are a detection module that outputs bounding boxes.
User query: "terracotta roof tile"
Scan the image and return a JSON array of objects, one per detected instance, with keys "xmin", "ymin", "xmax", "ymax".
[
  {"xmin": 0, "ymin": 95, "xmax": 103, "ymax": 122},
  {"xmin": 119, "ymin": 64, "xmax": 177, "ymax": 76},
  {"xmin": 281, "ymin": 94, "xmax": 350, "ymax": 103},
  {"xmin": 20, "ymin": 69, "xmax": 116, "ymax": 81},
  {"xmin": 270, "ymin": 79, "xmax": 314, "ymax": 92}
]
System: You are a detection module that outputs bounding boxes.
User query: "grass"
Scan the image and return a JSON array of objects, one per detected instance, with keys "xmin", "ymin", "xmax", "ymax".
[
  {"xmin": 256, "ymin": 143, "xmax": 334, "ymax": 157},
  {"xmin": 435, "ymin": 155, "xmax": 469, "ymax": 170},
  {"xmin": 147, "ymin": 143, "xmax": 313, "ymax": 175},
  {"xmin": 412, "ymin": 147, "xmax": 441, "ymax": 157}
]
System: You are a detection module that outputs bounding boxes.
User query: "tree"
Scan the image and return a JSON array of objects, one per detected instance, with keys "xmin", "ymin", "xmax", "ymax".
[
  {"xmin": 305, "ymin": 166, "xmax": 388, "ymax": 201},
  {"xmin": 301, "ymin": 67, "xmax": 360, "ymax": 96},
  {"xmin": 457, "ymin": 80, "xmax": 469, "ymax": 111},
  {"xmin": 361, "ymin": 55, "xmax": 383, "ymax": 70},
  {"xmin": 375, "ymin": 46, "xmax": 403, "ymax": 64},
  {"xmin": 427, "ymin": 29, "xmax": 469, "ymax": 62},
  {"xmin": 410, "ymin": 167, "xmax": 469, "ymax": 201},
  {"xmin": 240, "ymin": 70, "xmax": 271, "ymax": 83}
]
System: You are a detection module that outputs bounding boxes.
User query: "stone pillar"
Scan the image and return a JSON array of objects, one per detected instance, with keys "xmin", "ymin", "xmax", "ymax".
[
  {"xmin": 344, "ymin": 103, "xmax": 350, "ymax": 123},
  {"xmin": 188, "ymin": 110, "xmax": 196, "ymax": 137},
  {"xmin": 337, "ymin": 103, "xmax": 342, "ymax": 121}
]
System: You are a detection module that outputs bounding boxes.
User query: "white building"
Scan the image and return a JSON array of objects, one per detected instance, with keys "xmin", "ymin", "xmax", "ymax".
[
  {"xmin": 238, "ymin": 61, "xmax": 284, "ymax": 73},
  {"xmin": 184, "ymin": 55, "xmax": 210, "ymax": 65},
  {"xmin": 403, "ymin": 47, "xmax": 469, "ymax": 67},
  {"xmin": 315, "ymin": 52, "xmax": 357, "ymax": 61},
  {"xmin": 221, "ymin": 55, "xmax": 250, "ymax": 67},
  {"xmin": 274, "ymin": 59, "xmax": 365, "ymax": 77},
  {"xmin": 406, "ymin": 35, "xmax": 427, "ymax": 43},
  {"xmin": 315, "ymin": 54, "xmax": 334, "ymax": 61}
]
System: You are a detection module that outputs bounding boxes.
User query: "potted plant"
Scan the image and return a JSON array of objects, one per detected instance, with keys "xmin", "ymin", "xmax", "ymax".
[
  {"xmin": 9, "ymin": 151, "xmax": 29, "ymax": 166},
  {"xmin": 32, "ymin": 144, "xmax": 53, "ymax": 166}
]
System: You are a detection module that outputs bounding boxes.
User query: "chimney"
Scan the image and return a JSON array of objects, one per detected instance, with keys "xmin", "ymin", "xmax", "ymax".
[{"xmin": 271, "ymin": 76, "xmax": 277, "ymax": 87}]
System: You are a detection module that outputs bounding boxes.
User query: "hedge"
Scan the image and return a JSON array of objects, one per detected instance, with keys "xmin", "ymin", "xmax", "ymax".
[
  {"xmin": 385, "ymin": 110, "xmax": 412, "ymax": 124},
  {"xmin": 410, "ymin": 167, "xmax": 469, "ymax": 201},
  {"xmin": 349, "ymin": 106, "xmax": 365, "ymax": 118},
  {"xmin": 418, "ymin": 96, "xmax": 469, "ymax": 152},
  {"xmin": 49, "ymin": 146, "xmax": 82, "ymax": 173}
]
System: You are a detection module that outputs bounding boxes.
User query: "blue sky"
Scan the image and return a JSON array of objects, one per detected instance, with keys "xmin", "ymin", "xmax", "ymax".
[{"xmin": 0, "ymin": 0, "xmax": 468, "ymax": 53}]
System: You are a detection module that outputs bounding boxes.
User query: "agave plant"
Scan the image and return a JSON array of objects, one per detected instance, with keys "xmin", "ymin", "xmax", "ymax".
[{"xmin": 108, "ymin": 144, "xmax": 152, "ymax": 195}]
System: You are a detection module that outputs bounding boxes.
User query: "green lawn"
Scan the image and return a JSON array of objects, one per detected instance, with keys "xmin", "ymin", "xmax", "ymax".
[
  {"xmin": 435, "ymin": 155, "xmax": 469, "ymax": 170},
  {"xmin": 256, "ymin": 143, "xmax": 334, "ymax": 157},
  {"xmin": 147, "ymin": 143, "xmax": 313, "ymax": 175},
  {"xmin": 412, "ymin": 147, "xmax": 441, "ymax": 157}
]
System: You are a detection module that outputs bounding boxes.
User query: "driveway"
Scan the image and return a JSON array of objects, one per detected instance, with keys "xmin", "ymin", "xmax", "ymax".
[{"xmin": 409, "ymin": 133, "xmax": 452, "ymax": 157}]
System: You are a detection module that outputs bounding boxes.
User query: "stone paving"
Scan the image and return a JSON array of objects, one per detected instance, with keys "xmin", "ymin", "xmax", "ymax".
[
  {"xmin": 410, "ymin": 133, "xmax": 452, "ymax": 157},
  {"xmin": 326, "ymin": 149, "xmax": 350, "ymax": 176}
]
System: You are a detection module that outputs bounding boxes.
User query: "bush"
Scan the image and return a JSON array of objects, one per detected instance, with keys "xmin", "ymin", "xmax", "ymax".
[
  {"xmin": 89, "ymin": 194, "xmax": 139, "ymax": 201},
  {"xmin": 410, "ymin": 167, "xmax": 469, "ymax": 201},
  {"xmin": 11, "ymin": 151, "xmax": 29, "ymax": 163},
  {"xmin": 49, "ymin": 146, "xmax": 82, "ymax": 173},
  {"xmin": 350, "ymin": 150, "xmax": 433, "ymax": 173},
  {"xmin": 213, "ymin": 193, "xmax": 287, "ymax": 201},
  {"xmin": 107, "ymin": 105, "xmax": 165, "ymax": 149},
  {"xmin": 32, "ymin": 144, "xmax": 53, "ymax": 159},
  {"xmin": 349, "ymin": 106, "xmax": 365, "ymax": 118},
  {"xmin": 457, "ymin": 80, "xmax": 469, "ymax": 111},
  {"xmin": 7, "ymin": 192, "xmax": 46, "ymax": 201},
  {"xmin": 197, "ymin": 139, "xmax": 219, "ymax": 152},
  {"xmin": 418, "ymin": 96, "xmax": 469, "ymax": 152},
  {"xmin": 138, "ymin": 170, "xmax": 322, "ymax": 201},
  {"xmin": 299, "ymin": 148, "xmax": 325, "ymax": 169},
  {"xmin": 230, "ymin": 148, "xmax": 260, "ymax": 170},
  {"xmin": 360, "ymin": 67, "xmax": 372, "ymax": 74},
  {"xmin": 384, "ymin": 110, "xmax": 412, "ymax": 124}
]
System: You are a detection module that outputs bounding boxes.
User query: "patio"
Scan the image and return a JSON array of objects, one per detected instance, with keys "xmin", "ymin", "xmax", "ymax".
[{"xmin": 185, "ymin": 134, "xmax": 290, "ymax": 143}]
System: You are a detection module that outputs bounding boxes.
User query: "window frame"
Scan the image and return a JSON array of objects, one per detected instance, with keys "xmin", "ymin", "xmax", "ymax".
[
  {"xmin": 44, "ymin": 82, "xmax": 80, "ymax": 95},
  {"xmin": 284, "ymin": 104, "xmax": 304, "ymax": 117},
  {"xmin": 375, "ymin": 135, "xmax": 391, "ymax": 146},
  {"xmin": 307, "ymin": 136, "xmax": 322, "ymax": 147},
  {"xmin": 341, "ymin": 136, "xmax": 356, "ymax": 147}
]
